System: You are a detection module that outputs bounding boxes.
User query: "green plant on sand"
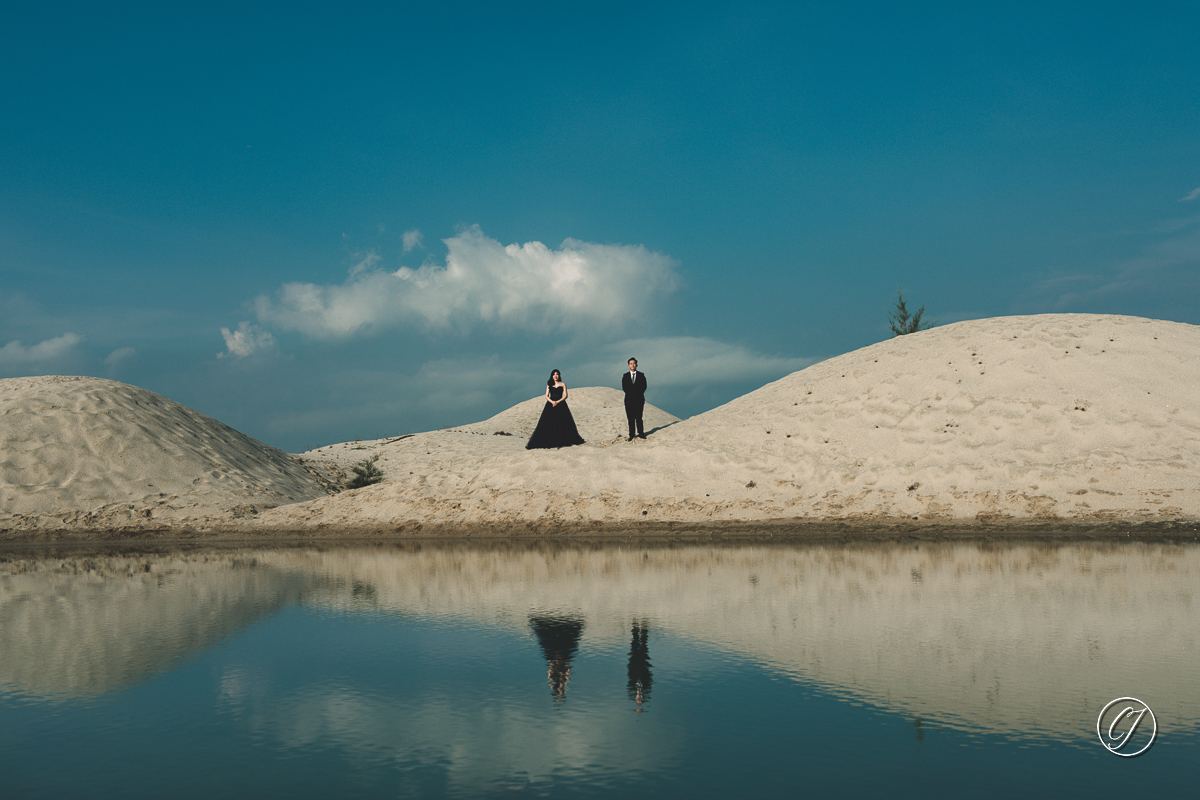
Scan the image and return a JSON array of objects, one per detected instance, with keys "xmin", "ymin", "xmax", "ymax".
[
  {"xmin": 347, "ymin": 455, "xmax": 384, "ymax": 489},
  {"xmin": 887, "ymin": 290, "xmax": 935, "ymax": 336}
]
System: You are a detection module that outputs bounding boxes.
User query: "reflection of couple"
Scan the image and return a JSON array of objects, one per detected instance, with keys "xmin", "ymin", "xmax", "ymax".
[
  {"xmin": 529, "ymin": 614, "xmax": 653, "ymax": 710},
  {"xmin": 529, "ymin": 615, "xmax": 584, "ymax": 703},
  {"xmin": 525, "ymin": 358, "xmax": 648, "ymax": 449}
]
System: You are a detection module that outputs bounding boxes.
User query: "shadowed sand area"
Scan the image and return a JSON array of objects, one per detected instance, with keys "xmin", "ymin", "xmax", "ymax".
[{"xmin": 3, "ymin": 314, "xmax": 1200, "ymax": 539}]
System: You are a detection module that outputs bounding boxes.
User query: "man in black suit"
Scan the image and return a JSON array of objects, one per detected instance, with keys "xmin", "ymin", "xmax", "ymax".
[{"xmin": 622, "ymin": 357, "xmax": 647, "ymax": 440}]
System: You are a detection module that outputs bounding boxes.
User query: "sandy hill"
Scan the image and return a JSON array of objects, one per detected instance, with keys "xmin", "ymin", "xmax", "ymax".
[
  {"xmin": 0, "ymin": 376, "xmax": 329, "ymax": 531},
  {"xmin": 451, "ymin": 386, "xmax": 679, "ymax": 441},
  {"xmin": 649, "ymin": 312, "xmax": 1200, "ymax": 520},
  {"xmin": 304, "ymin": 386, "xmax": 680, "ymax": 473},
  {"xmin": 258, "ymin": 313, "xmax": 1200, "ymax": 533},
  {"xmin": 4, "ymin": 314, "xmax": 1199, "ymax": 538}
]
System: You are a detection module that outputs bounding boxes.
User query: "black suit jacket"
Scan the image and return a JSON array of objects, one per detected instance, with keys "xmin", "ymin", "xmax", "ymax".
[{"xmin": 622, "ymin": 371, "xmax": 647, "ymax": 407}]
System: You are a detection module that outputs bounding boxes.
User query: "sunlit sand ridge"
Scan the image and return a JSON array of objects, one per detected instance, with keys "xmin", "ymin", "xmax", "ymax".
[{"xmin": 2, "ymin": 314, "xmax": 1199, "ymax": 535}]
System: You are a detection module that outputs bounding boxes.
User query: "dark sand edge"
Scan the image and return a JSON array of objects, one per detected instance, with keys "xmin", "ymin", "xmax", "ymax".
[{"xmin": 4, "ymin": 515, "xmax": 1200, "ymax": 546}]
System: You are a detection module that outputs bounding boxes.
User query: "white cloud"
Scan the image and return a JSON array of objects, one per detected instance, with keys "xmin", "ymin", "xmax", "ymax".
[
  {"xmin": 346, "ymin": 250, "xmax": 381, "ymax": 278},
  {"xmin": 1179, "ymin": 187, "xmax": 1200, "ymax": 203},
  {"xmin": 0, "ymin": 333, "xmax": 84, "ymax": 367},
  {"xmin": 219, "ymin": 322, "xmax": 277, "ymax": 358},
  {"xmin": 402, "ymin": 229, "xmax": 423, "ymax": 252},
  {"xmin": 104, "ymin": 347, "xmax": 137, "ymax": 368},
  {"xmin": 1027, "ymin": 216, "xmax": 1200, "ymax": 312},
  {"xmin": 254, "ymin": 226, "xmax": 680, "ymax": 339},
  {"xmin": 412, "ymin": 354, "xmax": 531, "ymax": 417},
  {"xmin": 569, "ymin": 336, "xmax": 816, "ymax": 389}
]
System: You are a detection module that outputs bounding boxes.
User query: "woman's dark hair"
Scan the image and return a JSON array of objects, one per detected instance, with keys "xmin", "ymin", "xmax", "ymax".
[{"xmin": 548, "ymin": 369, "xmax": 561, "ymax": 388}]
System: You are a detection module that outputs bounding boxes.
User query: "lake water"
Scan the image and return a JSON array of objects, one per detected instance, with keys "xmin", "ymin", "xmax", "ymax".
[{"xmin": 2, "ymin": 538, "xmax": 1196, "ymax": 798}]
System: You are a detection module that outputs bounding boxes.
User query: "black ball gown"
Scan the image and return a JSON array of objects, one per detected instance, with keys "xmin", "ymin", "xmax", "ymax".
[{"xmin": 525, "ymin": 385, "xmax": 585, "ymax": 449}]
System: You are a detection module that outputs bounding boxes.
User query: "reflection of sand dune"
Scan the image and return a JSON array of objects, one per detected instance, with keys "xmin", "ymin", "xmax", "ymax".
[
  {"xmin": 4, "ymin": 542, "xmax": 1198, "ymax": 743},
  {"xmin": 0, "ymin": 551, "xmax": 316, "ymax": 698},
  {"xmin": 257, "ymin": 541, "xmax": 1200, "ymax": 740}
]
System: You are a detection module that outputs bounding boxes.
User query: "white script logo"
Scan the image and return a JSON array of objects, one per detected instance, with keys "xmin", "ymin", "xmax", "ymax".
[{"xmin": 1096, "ymin": 697, "xmax": 1157, "ymax": 757}]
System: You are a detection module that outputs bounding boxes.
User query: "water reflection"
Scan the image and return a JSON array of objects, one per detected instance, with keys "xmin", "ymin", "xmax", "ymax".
[
  {"xmin": 529, "ymin": 615, "xmax": 585, "ymax": 702},
  {"xmin": 3, "ymin": 538, "xmax": 1200, "ymax": 745},
  {"xmin": 627, "ymin": 621, "xmax": 652, "ymax": 711},
  {"xmin": 0, "ymin": 550, "xmax": 315, "ymax": 699}
]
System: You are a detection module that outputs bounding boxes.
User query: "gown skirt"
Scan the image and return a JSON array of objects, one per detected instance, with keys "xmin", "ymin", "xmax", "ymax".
[{"xmin": 526, "ymin": 387, "xmax": 586, "ymax": 449}]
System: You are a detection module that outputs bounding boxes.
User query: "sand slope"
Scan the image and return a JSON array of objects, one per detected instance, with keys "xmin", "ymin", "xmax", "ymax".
[
  {"xmin": 261, "ymin": 314, "xmax": 1200, "ymax": 532},
  {"xmin": 0, "ymin": 376, "xmax": 329, "ymax": 530},
  {"xmin": 3, "ymin": 314, "xmax": 1199, "ymax": 537},
  {"xmin": 303, "ymin": 386, "xmax": 679, "ymax": 471},
  {"xmin": 657, "ymin": 312, "xmax": 1200, "ymax": 521}
]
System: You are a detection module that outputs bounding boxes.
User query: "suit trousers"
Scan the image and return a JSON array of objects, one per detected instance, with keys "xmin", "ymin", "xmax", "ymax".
[{"xmin": 625, "ymin": 401, "xmax": 644, "ymax": 438}]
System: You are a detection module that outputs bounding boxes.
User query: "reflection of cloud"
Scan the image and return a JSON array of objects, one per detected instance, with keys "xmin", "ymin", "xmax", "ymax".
[
  {"xmin": 237, "ymin": 682, "xmax": 679, "ymax": 794},
  {"xmin": 259, "ymin": 543, "xmax": 1200, "ymax": 742},
  {"xmin": 219, "ymin": 322, "xmax": 277, "ymax": 358},
  {"xmin": 253, "ymin": 226, "xmax": 679, "ymax": 338},
  {"xmin": 571, "ymin": 336, "xmax": 814, "ymax": 389},
  {"xmin": 0, "ymin": 332, "xmax": 83, "ymax": 367}
]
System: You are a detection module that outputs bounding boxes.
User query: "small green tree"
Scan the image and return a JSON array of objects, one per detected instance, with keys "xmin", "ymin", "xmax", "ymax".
[
  {"xmin": 887, "ymin": 290, "xmax": 935, "ymax": 336},
  {"xmin": 347, "ymin": 455, "xmax": 384, "ymax": 489}
]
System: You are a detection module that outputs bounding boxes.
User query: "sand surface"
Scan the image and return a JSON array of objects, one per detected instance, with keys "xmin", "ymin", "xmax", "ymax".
[
  {"xmin": 0, "ymin": 376, "xmax": 332, "ymax": 532},
  {"xmin": 3, "ymin": 314, "xmax": 1199, "ymax": 538}
]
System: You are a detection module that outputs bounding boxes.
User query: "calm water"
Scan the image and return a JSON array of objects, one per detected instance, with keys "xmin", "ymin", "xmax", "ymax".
[{"xmin": 1, "ymin": 539, "xmax": 1196, "ymax": 798}]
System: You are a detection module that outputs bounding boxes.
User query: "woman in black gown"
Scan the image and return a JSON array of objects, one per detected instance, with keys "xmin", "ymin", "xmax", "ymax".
[{"xmin": 525, "ymin": 369, "xmax": 585, "ymax": 449}]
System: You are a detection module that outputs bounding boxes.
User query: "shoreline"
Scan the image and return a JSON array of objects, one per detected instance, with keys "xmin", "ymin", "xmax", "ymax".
[{"xmin": 4, "ymin": 515, "xmax": 1199, "ymax": 546}]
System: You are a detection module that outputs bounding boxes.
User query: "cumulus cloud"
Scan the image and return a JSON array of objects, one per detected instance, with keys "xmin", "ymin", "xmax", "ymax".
[
  {"xmin": 0, "ymin": 333, "xmax": 84, "ymax": 367},
  {"xmin": 219, "ymin": 322, "xmax": 277, "ymax": 358},
  {"xmin": 254, "ymin": 226, "xmax": 679, "ymax": 338},
  {"xmin": 1179, "ymin": 187, "xmax": 1200, "ymax": 203},
  {"xmin": 402, "ymin": 229, "xmax": 423, "ymax": 252}
]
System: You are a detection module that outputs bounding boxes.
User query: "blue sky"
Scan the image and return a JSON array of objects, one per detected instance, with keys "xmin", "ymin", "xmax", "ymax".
[{"xmin": 3, "ymin": 1, "xmax": 1198, "ymax": 452}]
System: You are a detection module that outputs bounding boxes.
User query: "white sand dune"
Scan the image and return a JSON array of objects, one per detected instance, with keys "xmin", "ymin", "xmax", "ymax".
[
  {"xmin": 263, "ymin": 314, "xmax": 1200, "ymax": 532},
  {"xmin": 0, "ymin": 376, "xmax": 330, "ymax": 531},
  {"xmin": 3, "ymin": 314, "xmax": 1199, "ymax": 537}
]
